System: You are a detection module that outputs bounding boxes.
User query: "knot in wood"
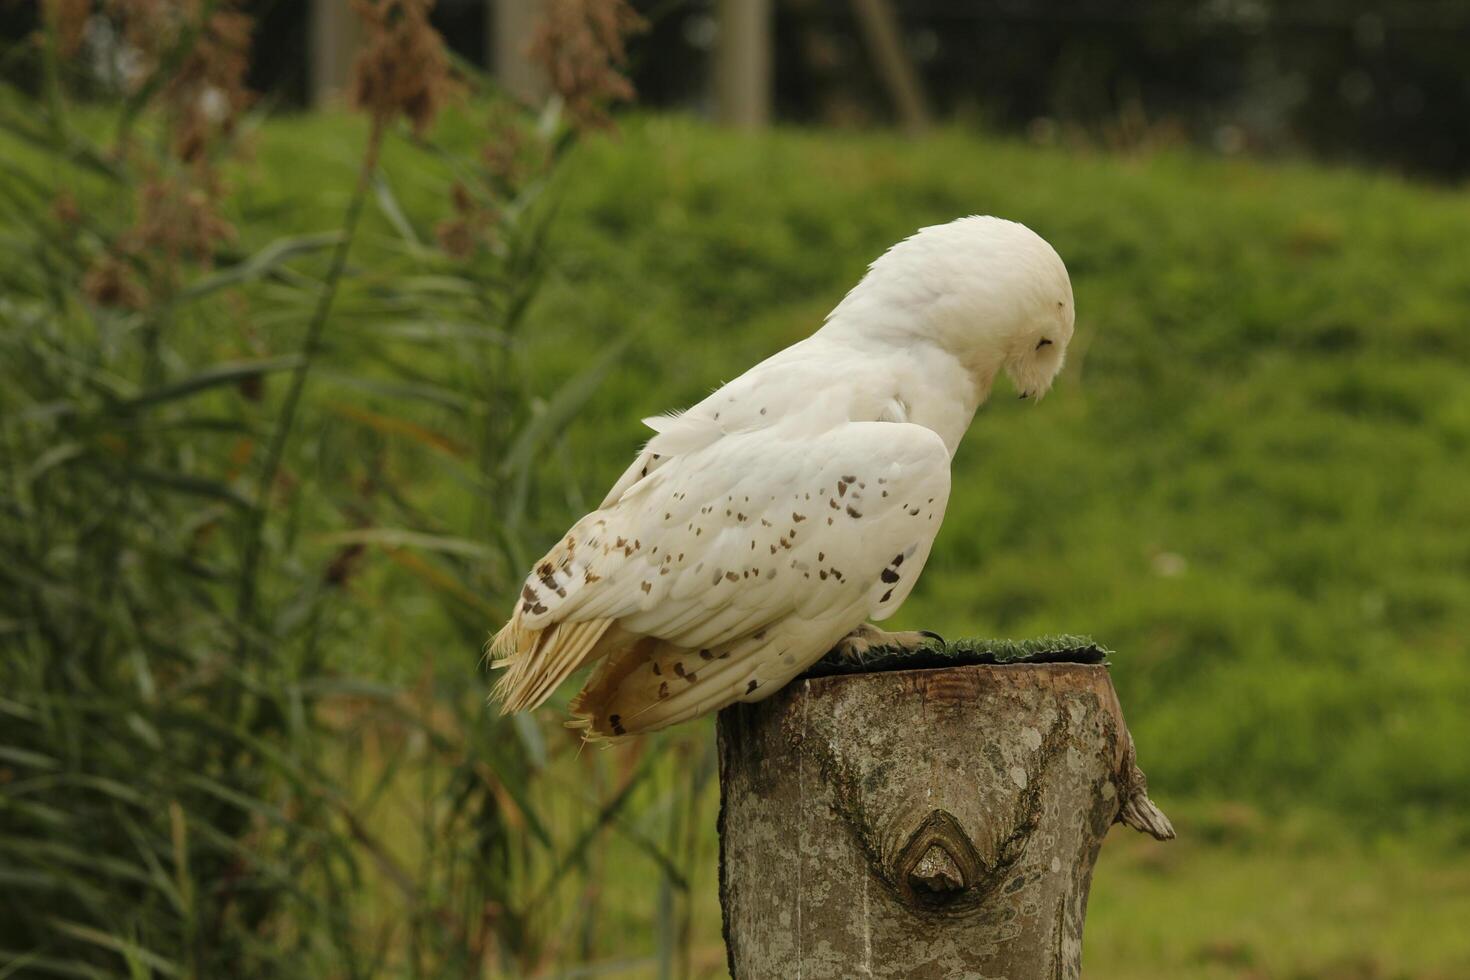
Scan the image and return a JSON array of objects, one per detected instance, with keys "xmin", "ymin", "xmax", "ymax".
[
  {"xmin": 893, "ymin": 808, "xmax": 984, "ymax": 910},
  {"xmin": 908, "ymin": 843, "xmax": 965, "ymax": 895}
]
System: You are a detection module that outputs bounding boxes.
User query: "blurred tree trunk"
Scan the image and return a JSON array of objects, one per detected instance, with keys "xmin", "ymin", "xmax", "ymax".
[
  {"xmin": 489, "ymin": 0, "xmax": 547, "ymax": 106},
  {"xmin": 311, "ymin": 0, "xmax": 361, "ymax": 106},
  {"xmin": 717, "ymin": 661, "xmax": 1173, "ymax": 979},
  {"xmin": 714, "ymin": 0, "xmax": 771, "ymax": 128},
  {"xmin": 850, "ymin": 0, "xmax": 931, "ymax": 133}
]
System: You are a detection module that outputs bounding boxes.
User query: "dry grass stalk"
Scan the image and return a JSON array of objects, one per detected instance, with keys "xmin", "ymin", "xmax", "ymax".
[
  {"xmin": 529, "ymin": 0, "xmax": 646, "ymax": 131},
  {"xmin": 350, "ymin": 0, "xmax": 462, "ymax": 138},
  {"xmin": 42, "ymin": 0, "xmax": 93, "ymax": 58}
]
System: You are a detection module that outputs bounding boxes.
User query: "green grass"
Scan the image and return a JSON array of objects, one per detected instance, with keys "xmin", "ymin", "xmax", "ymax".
[
  {"xmin": 9, "ymin": 102, "xmax": 1470, "ymax": 975},
  {"xmin": 250, "ymin": 112, "xmax": 1470, "ymax": 974},
  {"xmin": 491, "ymin": 115, "xmax": 1470, "ymax": 826}
]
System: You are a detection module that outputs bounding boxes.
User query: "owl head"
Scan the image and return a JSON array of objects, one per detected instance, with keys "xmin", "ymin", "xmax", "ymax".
[{"xmin": 825, "ymin": 215, "xmax": 1075, "ymax": 401}]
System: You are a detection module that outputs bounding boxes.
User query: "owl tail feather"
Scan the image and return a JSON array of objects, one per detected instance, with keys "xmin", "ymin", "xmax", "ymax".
[
  {"xmin": 490, "ymin": 615, "xmax": 615, "ymax": 714},
  {"xmin": 568, "ymin": 631, "xmax": 784, "ymax": 740}
]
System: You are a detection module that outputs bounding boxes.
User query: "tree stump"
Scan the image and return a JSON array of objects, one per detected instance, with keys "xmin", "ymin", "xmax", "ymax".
[{"xmin": 716, "ymin": 639, "xmax": 1173, "ymax": 979}]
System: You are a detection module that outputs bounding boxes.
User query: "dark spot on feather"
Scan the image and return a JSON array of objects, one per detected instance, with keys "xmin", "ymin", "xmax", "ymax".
[
  {"xmin": 761, "ymin": 518, "xmax": 772, "ymax": 527},
  {"xmin": 538, "ymin": 562, "xmax": 553, "ymax": 575},
  {"xmin": 640, "ymin": 581, "xmax": 651, "ymax": 593},
  {"xmin": 793, "ymin": 512, "xmax": 806, "ymax": 522},
  {"xmin": 753, "ymin": 629, "xmax": 766, "ymax": 640},
  {"xmin": 827, "ymin": 517, "xmax": 833, "ymax": 525},
  {"xmin": 842, "ymin": 475, "xmax": 856, "ymax": 483},
  {"xmin": 737, "ymin": 513, "xmax": 747, "ymax": 522},
  {"xmin": 760, "ymin": 407, "xmax": 767, "ymax": 415},
  {"xmin": 829, "ymin": 498, "xmax": 840, "ymax": 510},
  {"xmin": 837, "ymin": 481, "xmax": 848, "ymax": 497},
  {"xmin": 725, "ymin": 571, "xmax": 739, "ymax": 582},
  {"xmin": 652, "ymin": 663, "xmax": 661, "ymax": 675},
  {"xmin": 700, "ymin": 649, "xmax": 713, "ymax": 660},
  {"xmin": 685, "ymin": 671, "xmax": 698, "ymax": 683},
  {"xmin": 881, "ymin": 589, "xmax": 893, "ymax": 603},
  {"xmin": 746, "ymin": 680, "xmax": 759, "ymax": 694},
  {"xmin": 531, "ymin": 602, "xmax": 548, "ymax": 615},
  {"xmin": 658, "ymin": 681, "xmax": 669, "ymax": 699},
  {"xmin": 893, "ymin": 553, "xmax": 904, "ymax": 566},
  {"xmin": 818, "ymin": 551, "xmax": 825, "ymax": 561},
  {"xmin": 522, "ymin": 585, "xmax": 539, "ymax": 601},
  {"xmin": 819, "ymin": 570, "xmax": 828, "ymax": 580},
  {"xmin": 881, "ymin": 568, "xmax": 900, "ymax": 583},
  {"xmin": 674, "ymin": 663, "xmax": 686, "ymax": 677},
  {"xmin": 847, "ymin": 506, "xmax": 862, "ymax": 518}
]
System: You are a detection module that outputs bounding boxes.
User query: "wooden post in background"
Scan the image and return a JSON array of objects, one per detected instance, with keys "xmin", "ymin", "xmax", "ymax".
[
  {"xmin": 490, "ymin": 0, "xmax": 547, "ymax": 107},
  {"xmin": 849, "ymin": 0, "xmax": 932, "ymax": 134},
  {"xmin": 311, "ymin": 0, "xmax": 361, "ymax": 107},
  {"xmin": 714, "ymin": 0, "xmax": 772, "ymax": 128},
  {"xmin": 717, "ymin": 652, "xmax": 1173, "ymax": 978}
]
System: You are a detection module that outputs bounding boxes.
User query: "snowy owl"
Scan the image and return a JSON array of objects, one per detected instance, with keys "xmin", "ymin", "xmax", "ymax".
[{"xmin": 491, "ymin": 215, "xmax": 1075, "ymax": 739}]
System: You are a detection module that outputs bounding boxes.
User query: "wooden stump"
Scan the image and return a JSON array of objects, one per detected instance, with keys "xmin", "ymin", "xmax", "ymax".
[{"xmin": 717, "ymin": 645, "xmax": 1172, "ymax": 979}]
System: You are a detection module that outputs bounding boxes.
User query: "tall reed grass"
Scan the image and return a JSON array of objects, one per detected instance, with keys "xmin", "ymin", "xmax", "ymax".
[{"xmin": 1, "ymin": 2, "xmax": 710, "ymax": 977}]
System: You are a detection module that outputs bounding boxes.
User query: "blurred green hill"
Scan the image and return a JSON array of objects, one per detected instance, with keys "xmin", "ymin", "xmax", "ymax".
[
  {"xmin": 6, "ymin": 105, "xmax": 1470, "ymax": 977},
  {"xmin": 340, "ymin": 112, "xmax": 1469, "ymax": 823}
]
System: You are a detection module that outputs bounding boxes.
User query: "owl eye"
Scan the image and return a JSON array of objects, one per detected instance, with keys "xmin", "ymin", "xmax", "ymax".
[{"xmin": 1035, "ymin": 338, "xmax": 1053, "ymax": 350}]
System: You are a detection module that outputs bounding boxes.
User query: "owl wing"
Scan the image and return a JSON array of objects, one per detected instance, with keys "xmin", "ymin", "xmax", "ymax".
[{"xmin": 492, "ymin": 419, "xmax": 950, "ymax": 738}]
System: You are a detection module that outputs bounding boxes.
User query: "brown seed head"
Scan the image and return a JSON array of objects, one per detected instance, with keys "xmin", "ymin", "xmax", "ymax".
[
  {"xmin": 42, "ymin": 0, "xmax": 93, "ymax": 58},
  {"xmin": 528, "ymin": 0, "xmax": 645, "ymax": 131},
  {"xmin": 350, "ymin": 0, "xmax": 462, "ymax": 137}
]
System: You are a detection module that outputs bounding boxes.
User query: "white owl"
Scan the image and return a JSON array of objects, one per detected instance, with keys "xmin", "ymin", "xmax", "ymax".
[{"xmin": 491, "ymin": 216, "xmax": 1075, "ymax": 739}]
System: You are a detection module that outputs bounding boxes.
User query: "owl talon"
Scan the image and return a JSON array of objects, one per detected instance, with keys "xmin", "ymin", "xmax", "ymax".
[{"xmin": 831, "ymin": 624, "xmax": 943, "ymax": 662}]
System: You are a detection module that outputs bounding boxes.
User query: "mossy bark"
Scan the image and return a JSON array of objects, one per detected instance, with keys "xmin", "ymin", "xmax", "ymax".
[{"xmin": 717, "ymin": 660, "xmax": 1172, "ymax": 979}]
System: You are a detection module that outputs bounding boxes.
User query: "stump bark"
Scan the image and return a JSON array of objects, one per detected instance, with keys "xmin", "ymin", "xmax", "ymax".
[{"xmin": 717, "ymin": 650, "xmax": 1172, "ymax": 979}]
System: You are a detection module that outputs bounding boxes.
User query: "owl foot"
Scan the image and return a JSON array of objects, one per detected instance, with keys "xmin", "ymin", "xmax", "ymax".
[{"xmin": 831, "ymin": 623, "xmax": 944, "ymax": 664}]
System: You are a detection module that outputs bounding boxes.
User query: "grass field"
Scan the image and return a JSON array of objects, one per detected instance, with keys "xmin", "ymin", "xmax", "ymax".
[
  {"xmin": 438, "ymin": 114, "xmax": 1470, "ymax": 822},
  {"xmin": 250, "ymin": 112, "xmax": 1470, "ymax": 976},
  {"xmin": 8, "ymin": 103, "xmax": 1470, "ymax": 976}
]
